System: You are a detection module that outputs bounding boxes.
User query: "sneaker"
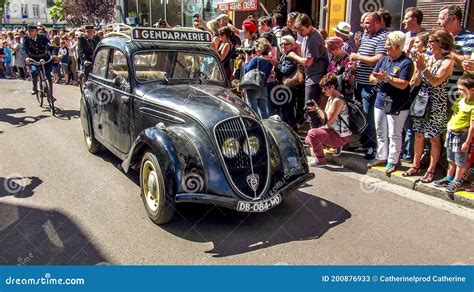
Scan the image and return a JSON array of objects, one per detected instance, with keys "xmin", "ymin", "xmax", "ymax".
[
  {"xmin": 433, "ymin": 177, "xmax": 453, "ymax": 187},
  {"xmin": 31, "ymin": 89, "xmax": 38, "ymax": 95},
  {"xmin": 367, "ymin": 159, "xmax": 386, "ymax": 168},
  {"xmin": 332, "ymin": 146, "xmax": 342, "ymax": 157},
  {"xmin": 309, "ymin": 160, "xmax": 327, "ymax": 168},
  {"xmin": 446, "ymin": 180, "xmax": 462, "ymax": 193},
  {"xmin": 364, "ymin": 147, "xmax": 375, "ymax": 160}
]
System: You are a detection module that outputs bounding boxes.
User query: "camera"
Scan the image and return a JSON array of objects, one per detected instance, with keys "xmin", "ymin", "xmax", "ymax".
[
  {"xmin": 235, "ymin": 47, "xmax": 256, "ymax": 55},
  {"xmin": 304, "ymin": 100, "xmax": 316, "ymax": 111}
]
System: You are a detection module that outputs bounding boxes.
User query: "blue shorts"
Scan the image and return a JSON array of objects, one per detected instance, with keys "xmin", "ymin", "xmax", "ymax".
[{"xmin": 446, "ymin": 131, "xmax": 469, "ymax": 168}]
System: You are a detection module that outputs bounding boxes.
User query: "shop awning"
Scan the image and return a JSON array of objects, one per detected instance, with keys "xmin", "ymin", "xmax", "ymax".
[{"xmin": 216, "ymin": 0, "xmax": 258, "ymax": 12}]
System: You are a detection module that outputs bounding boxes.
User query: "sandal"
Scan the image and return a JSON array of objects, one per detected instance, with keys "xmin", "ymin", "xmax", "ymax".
[
  {"xmin": 402, "ymin": 166, "xmax": 420, "ymax": 177},
  {"xmin": 420, "ymin": 171, "xmax": 435, "ymax": 183}
]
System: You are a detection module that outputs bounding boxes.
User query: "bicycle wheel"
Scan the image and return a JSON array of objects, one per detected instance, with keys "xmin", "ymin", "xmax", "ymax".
[
  {"xmin": 36, "ymin": 76, "xmax": 44, "ymax": 107},
  {"xmin": 43, "ymin": 79, "xmax": 55, "ymax": 116}
]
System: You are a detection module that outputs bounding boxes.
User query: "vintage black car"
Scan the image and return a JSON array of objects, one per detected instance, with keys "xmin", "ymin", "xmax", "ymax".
[{"xmin": 80, "ymin": 25, "xmax": 314, "ymax": 224}]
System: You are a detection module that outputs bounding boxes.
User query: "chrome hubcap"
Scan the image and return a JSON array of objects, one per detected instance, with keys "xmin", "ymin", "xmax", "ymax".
[{"xmin": 143, "ymin": 160, "xmax": 159, "ymax": 212}]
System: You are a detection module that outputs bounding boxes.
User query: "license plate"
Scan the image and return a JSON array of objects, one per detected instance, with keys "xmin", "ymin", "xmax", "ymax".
[{"xmin": 236, "ymin": 194, "xmax": 281, "ymax": 212}]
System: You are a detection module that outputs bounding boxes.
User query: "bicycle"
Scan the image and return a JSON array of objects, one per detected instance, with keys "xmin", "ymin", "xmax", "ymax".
[{"xmin": 27, "ymin": 56, "xmax": 55, "ymax": 115}]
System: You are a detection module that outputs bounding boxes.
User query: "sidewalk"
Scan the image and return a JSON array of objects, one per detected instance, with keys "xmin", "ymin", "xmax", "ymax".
[{"xmin": 305, "ymin": 146, "xmax": 474, "ymax": 209}]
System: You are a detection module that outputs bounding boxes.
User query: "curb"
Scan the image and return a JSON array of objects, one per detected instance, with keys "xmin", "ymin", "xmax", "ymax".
[{"xmin": 308, "ymin": 149, "xmax": 474, "ymax": 209}]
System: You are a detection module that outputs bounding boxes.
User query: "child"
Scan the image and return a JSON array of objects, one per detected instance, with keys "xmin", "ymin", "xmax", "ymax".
[
  {"xmin": 58, "ymin": 40, "xmax": 70, "ymax": 84},
  {"xmin": 2, "ymin": 41, "xmax": 12, "ymax": 79},
  {"xmin": 433, "ymin": 74, "xmax": 474, "ymax": 193}
]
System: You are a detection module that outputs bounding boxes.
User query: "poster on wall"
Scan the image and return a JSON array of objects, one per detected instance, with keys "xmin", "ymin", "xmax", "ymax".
[
  {"xmin": 328, "ymin": 0, "xmax": 347, "ymax": 36},
  {"xmin": 216, "ymin": 0, "xmax": 258, "ymax": 12}
]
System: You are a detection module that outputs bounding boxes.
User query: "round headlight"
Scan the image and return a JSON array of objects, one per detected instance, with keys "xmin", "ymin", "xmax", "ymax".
[
  {"xmin": 222, "ymin": 138, "xmax": 240, "ymax": 158},
  {"xmin": 243, "ymin": 136, "xmax": 260, "ymax": 156}
]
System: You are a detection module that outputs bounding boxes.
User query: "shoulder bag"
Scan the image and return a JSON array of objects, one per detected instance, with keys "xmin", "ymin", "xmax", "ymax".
[{"xmin": 240, "ymin": 57, "xmax": 265, "ymax": 90}]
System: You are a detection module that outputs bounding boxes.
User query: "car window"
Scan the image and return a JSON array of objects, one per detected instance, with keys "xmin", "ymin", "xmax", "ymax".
[
  {"xmin": 91, "ymin": 48, "xmax": 109, "ymax": 78},
  {"xmin": 133, "ymin": 51, "xmax": 225, "ymax": 84},
  {"xmin": 107, "ymin": 49, "xmax": 129, "ymax": 85}
]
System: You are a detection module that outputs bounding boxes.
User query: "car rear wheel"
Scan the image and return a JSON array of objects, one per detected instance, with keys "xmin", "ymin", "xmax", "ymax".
[
  {"xmin": 140, "ymin": 151, "xmax": 175, "ymax": 224},
  {"xmin": 83, "ymin": 130, "xmax": 101, "ymax": 154}
]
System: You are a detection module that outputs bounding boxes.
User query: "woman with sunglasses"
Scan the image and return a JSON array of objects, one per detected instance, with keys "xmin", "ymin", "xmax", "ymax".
[{"xmin": 403, "ymin": 30, "xmax": 455, "ymax": 182}]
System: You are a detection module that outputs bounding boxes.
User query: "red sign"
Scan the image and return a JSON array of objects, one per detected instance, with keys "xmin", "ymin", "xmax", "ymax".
[{"xmin": 216, "ymin": 0, "xmax": 258, "ymax": 12}]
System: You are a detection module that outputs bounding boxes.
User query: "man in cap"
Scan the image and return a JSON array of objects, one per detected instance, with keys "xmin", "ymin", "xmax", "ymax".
[
  {"xmin": 332, "ymin": 21, "xmax": 356, "ymax": 55},
  {"xmin": 23, "ymin": 25, "xmax": 53, "ymax": 95},
  {"xmin": 77, "ymin": 25, "xmax": 100, "ymax": 70}
]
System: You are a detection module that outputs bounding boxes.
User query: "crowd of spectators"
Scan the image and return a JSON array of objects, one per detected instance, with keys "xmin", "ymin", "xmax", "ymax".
[{"xmin": 200, "ymin": 5, "xmax": 474, "ymax": 193}]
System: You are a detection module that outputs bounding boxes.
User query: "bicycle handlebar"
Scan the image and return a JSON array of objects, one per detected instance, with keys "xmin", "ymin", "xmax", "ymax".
[{"xmin": 26, "ymin": 56, "xmax": 55, "ymax": 65}]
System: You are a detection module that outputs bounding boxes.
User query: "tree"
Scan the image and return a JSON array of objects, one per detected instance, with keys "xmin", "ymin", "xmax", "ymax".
[
  {"xmin": 49, "ymin": 0, "xmax": 65, "ymax": 23},
  {"xmin": 62, "ymin": 0, "xmax": 115, "ymax": 26}
]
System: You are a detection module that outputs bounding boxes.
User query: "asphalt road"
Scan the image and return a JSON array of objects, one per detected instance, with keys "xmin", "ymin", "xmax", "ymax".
[{"xmin": 0, "ymin": 79, "xmax": 473, "ymax": 265}]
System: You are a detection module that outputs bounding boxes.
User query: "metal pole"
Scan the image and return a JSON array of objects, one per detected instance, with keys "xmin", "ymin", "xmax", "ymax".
[{"xmin": 150, "ymin": 0, "xmax": 152, "ymax": 26}]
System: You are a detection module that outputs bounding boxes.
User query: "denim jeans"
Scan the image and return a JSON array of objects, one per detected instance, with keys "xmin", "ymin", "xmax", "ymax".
[
  {"xmin": 355, "ymin": 83, "xmax": 376, "ymax": 149},
  {"xmin": 246, "ymin": 87, "xmax": 269, "ymax": 119}
]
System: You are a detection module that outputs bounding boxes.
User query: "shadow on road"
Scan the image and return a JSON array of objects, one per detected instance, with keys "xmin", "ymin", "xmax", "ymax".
[
  {"xmin": 53, "ymin": 107, "xmax": 80, "ymax": 120},
  {"xmin": 0, "ymin": 202, "xmax": 109, "ymax": 265},
  {"xmin": 0, "ymin": 107, "xmax": 49, "ymax": 127},
  {"xmin": 0, "ymin": 176, "xmax": 43, "ymax": 198},
  {"xmin": 162, "ymin": 190, "xmax": 351, "ymax": 258}
]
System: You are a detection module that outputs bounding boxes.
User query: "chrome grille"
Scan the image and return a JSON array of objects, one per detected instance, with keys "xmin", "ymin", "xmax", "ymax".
[{"xmin": 214, "ymin": 117, "xmax": 269, "ymax": 200}]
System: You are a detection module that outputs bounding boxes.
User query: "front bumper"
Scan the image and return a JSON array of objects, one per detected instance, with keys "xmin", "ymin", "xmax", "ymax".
[{"xmin": 175, "ymin": 173, "xmax": 315, "ymax": 211}]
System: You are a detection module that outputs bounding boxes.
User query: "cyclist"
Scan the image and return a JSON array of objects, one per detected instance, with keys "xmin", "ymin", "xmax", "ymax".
[
  {"xmin": 23, "ymin": 25, "xmax": 53, "ymax": 97},
  {"xmin": 77, "ymin": 25, "xmax": 100, "ymax": 74}
]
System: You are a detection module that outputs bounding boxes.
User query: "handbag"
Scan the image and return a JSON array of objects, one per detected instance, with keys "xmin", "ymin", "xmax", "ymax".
[
  {"xmin": 283, "ymin": 63, "xmax": 305, "ymax": 87},
  {"xmin": 240, "ymin": 57, "xmax": 265, "ymax": 90},
  {"xmin": 410, "ymin": 92, "xmax": 431, "ymax": 119}
]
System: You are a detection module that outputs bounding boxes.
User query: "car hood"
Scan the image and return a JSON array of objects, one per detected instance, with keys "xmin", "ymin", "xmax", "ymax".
[{"xmin": 139, "ymin": 84, "xmax": 259, "ymax": 128}]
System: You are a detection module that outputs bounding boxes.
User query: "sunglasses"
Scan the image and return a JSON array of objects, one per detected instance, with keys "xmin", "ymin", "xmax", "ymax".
[
  {"xmin": 280, "ymin": 43, "xmax": 291, "ymax": 46},
  {"xmin": 428, "ymin": 39, "xmax": 440, "ymax": 43}
]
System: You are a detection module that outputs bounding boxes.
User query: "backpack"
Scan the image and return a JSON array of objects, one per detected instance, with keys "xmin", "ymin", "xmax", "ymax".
[
  {"xmin": 335, "ymin": 74, "xmax": 367, "ymax": 134},
  {"xmin": 338, "ymin": 96, "xmax": 368, "ymax": 135}
]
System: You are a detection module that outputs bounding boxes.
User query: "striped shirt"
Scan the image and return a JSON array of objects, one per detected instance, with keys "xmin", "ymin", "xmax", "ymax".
[
  {"xmin": 449, "ymin": 29, "xmax": 474, "ymax": 95},
  {"xmin": 355, "ymin": 29, "xmax": 388, "ymax": 85}
]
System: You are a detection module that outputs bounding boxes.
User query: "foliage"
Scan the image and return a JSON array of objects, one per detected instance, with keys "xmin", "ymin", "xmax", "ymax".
[
  {"xmin": 49, "ymin": 0, "xmax": 64, "ymax": 22},
  {"xmin": 62, "ymin": 0, "xmax": 115, "ymax": 26}
]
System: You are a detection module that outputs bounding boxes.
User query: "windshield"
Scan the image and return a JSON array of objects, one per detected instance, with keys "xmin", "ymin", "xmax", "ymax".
[{"xmin": 133, "ymin": 51, "xmax": 225, "ymax": 84}]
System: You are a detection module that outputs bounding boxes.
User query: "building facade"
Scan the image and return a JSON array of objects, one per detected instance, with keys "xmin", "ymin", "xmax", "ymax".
[{"xmin": 3, "ymin": 0, "xmax": 54, "ymax": 24}]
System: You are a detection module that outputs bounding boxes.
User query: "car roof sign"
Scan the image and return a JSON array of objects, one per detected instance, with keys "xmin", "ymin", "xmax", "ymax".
[{"xmin": 131, "ymin": 28, "xmax": 212, "ymax": 44}]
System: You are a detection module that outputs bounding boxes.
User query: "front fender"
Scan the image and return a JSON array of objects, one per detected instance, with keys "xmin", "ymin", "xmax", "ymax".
[
  {"xmin": 122, "ymin": 127, "xmax": 181, "ymax": 194},
  {"xmin": 262, "ymin": 118, "xmax": 309, "ymax": 175}
]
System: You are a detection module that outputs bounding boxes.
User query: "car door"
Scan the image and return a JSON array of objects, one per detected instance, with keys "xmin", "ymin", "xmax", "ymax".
[
  {"xmin": 88, "ymin": 47, "xmax": 110, "ymax": 142},
  {"xmin": 100, "ymin": 49, "xmax": 133, "ymax": 154}
]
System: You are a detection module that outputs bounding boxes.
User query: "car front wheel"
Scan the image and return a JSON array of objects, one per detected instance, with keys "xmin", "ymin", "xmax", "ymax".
[{"xmin": 140, "ymin": 151, "xmax": 175, "ymax": 224}]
